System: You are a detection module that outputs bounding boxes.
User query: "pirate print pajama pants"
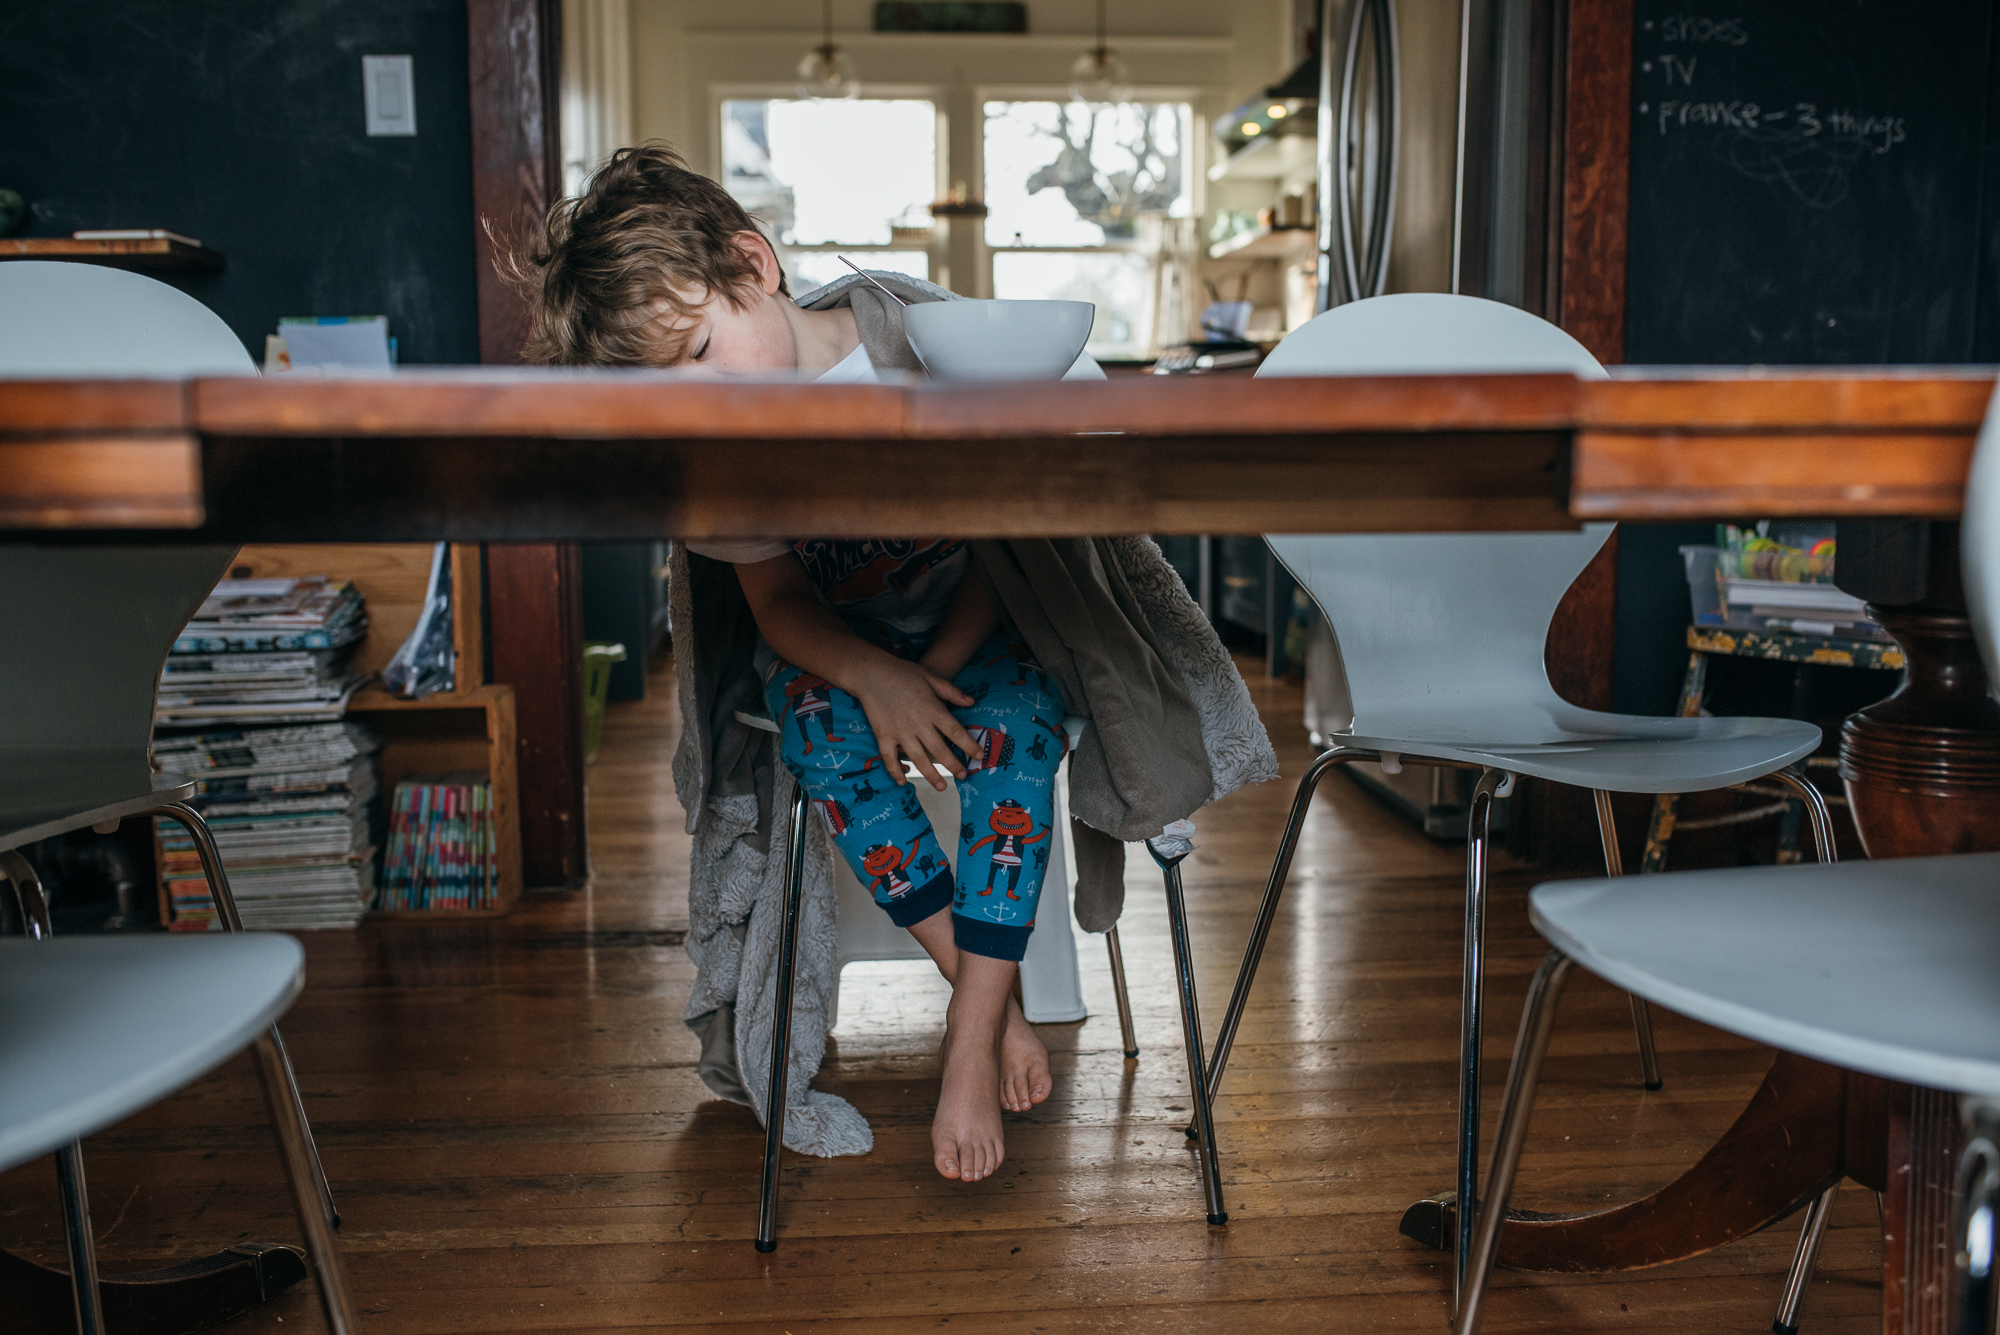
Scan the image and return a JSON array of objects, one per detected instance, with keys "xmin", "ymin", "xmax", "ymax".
[{"xmin": 764, "ymin": 629, "xmax": 1067, "ymax": 962}]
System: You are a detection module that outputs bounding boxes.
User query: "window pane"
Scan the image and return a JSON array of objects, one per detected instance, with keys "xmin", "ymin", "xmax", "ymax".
[
  {"xmin": 991, "ymin": 250, "xmax": 1153, "ymax": 358},
  {"xmin": 722, "ymin": 100, "xmax": 936, "ymax": 247},
  {"xmin": 790, "ymin": 251, "xmax": 930, "ymax": 294},
  {"xmin": 983, "ymin": 101, "xmax": 1191, "ymax": 248}
]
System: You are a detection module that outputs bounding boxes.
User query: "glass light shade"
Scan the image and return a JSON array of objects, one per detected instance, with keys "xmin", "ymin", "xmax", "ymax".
[
  {"xmin": 796, "ymin": 44, "xmax": 859, "ymax": 101},
  {"xmin": 1067, "ymin": 47, "xmax": 1131, "ymax": 107}
]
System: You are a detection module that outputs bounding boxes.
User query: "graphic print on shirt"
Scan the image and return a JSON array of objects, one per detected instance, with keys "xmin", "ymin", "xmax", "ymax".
[{"xmin": 791, "ymin": 539, "xmax": 967, "ymax": 606}]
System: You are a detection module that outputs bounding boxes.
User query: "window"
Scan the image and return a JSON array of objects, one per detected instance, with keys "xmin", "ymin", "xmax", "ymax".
[
  {"xmin": 721, "ymin": 97, "xmax": 938, "ymax": 293},
  {"xmin": 982, "ymin": 100, "xmax": 1193, "ymax": 358}
]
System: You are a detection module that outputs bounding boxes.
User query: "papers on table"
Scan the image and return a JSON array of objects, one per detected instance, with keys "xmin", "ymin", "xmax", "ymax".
[{"xmin": 279, "ymin": 316, "xmax": 394, "ymax": 370}]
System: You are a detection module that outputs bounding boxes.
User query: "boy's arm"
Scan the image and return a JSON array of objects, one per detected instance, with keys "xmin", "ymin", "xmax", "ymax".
[
  {"xmin": 917, "ymin": 566, "xmax": 1000, "ymax": 683},
  {"xmin": 735, "ymin": 554, "xmax": 979, "ymax": 790}
]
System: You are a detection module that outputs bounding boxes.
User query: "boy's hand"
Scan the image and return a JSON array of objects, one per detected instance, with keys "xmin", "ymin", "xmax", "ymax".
[{"xmin": 850, "ymin": 657, "xmax": 980, "ymax": 791}]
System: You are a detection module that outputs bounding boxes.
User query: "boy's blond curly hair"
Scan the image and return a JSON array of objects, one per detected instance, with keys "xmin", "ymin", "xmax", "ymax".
[{"xmin": 503, "ymin": 141, "xmax": 787, "ymax": 366}]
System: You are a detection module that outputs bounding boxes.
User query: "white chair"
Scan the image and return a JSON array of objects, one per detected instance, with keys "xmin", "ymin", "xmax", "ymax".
[
  {"xmin": 1456, "ymin": 855, "xmax": 2000, "ymax": 1335},
  {"xmin": 1203, "ymin": 293, "xmax": 1836, "ymax": 1296},
  {"xmin": 737, "ymin": 709, "xmax": 1218, "ymax": 1250},
  {"xmin": 1456, "ymin": 368, "xmax": 2000, "ymax": 1335},
  {"xmin": 0, "ymin": 262, "xmax": 341, "ymax": 1326},
  {"xmin": 0, "ymin": 934, "xmax": 359, "ymax": 1334}
]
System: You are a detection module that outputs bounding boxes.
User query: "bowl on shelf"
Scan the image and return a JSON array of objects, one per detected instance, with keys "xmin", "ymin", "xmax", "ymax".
[{"xmin": 903, "ymin": 299, "xmax": 1094, "ymax": 381}]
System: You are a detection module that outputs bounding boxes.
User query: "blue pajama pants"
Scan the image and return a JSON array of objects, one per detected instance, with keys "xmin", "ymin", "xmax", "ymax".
[{"xmin": 764, "ymin": 629, "xmax": 1066, "ymax": 962}]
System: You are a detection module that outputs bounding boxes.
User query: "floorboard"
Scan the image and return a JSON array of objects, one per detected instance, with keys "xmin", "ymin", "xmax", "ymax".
[{"xmin": 0, "ymin": 654, "xmax": 1881, "ymax": 1332}]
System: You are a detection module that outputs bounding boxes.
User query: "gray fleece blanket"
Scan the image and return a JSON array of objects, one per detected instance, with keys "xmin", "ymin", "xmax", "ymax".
[{"xmin": 672, "ymin": 273, "xmax": 1278, "ymax": 1157}]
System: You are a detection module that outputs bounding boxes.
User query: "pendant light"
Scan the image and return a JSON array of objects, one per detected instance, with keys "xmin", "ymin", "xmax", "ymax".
[
  {"xmin": 797, "ymin": 0, "xmax": 859, "ymax": 101},
  {"xmin": 1068, "ymin": 0, "xmax": 1130, "ymax": 107}
]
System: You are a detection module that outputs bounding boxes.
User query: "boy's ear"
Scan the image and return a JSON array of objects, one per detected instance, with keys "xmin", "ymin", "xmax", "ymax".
[{"xmin": 732, "ymin": 230, "xmax": 785, "ymax": 297}]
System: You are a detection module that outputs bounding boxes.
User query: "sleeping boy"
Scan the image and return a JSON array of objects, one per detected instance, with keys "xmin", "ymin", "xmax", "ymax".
[{"xmin": 510, "ymin": 142, "xmax": 1078, "ymax": 1184}]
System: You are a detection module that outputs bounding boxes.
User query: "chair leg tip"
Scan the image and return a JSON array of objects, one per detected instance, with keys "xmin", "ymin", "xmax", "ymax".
[
  {"xmin": 1206, "ymin": 1213, "xmax": 1228, "ymax": 1226},
  {"xmin": 1644, "ymin": 1080, "xmax": 1664, "ymax": 1092},
  {"xmin": 754, "ymin": 1239, "xmax": 778, "ymax": 1253},
  {"xmin": 1182, "ymin": 1124, "xmax": 1198, "ymax": 1140},
  {"xmin": 1124, "ymin": 1049, "xmax": 1140, "ymax": 1060},
  {"xmin": 1772, "ymin": 1322, "xmax": 1797, "ymax": 1335}
]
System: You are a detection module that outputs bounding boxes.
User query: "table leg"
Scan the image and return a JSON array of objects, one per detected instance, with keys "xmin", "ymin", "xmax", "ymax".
[
  {"xmin": 1400, "ymin": 1051, "xmax": 1851, "ymax": 1272},
  {"xmin": 0, "ymin": 1243, "xmax": 308, "ymax": 1335}
]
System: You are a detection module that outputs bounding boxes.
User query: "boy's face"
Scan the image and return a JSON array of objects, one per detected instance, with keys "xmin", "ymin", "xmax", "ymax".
[{"xmin": 644, "ymin": 232, "xmax": 798, "ymax": 372}]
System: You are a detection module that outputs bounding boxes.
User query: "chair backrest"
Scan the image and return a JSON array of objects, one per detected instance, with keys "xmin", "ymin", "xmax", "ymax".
[
  {"xmin": 0, "ymin": 261, "xmax": 253, "ymax": 375},
  {"xmin": 1256, "ymin": 293, "xmax": 1611, "ymax": 737},
  {"xmin": 0, "ymin": 263, "xmax": 245, "ymax": 774},
  {"xmin": 1965, "ymin": 380, "xmax": 2000, "ymax": 700}
]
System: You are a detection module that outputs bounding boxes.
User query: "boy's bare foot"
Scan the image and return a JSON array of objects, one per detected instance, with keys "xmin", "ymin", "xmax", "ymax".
[
  {"xmin": 933, "ymin": 1016, "xmax": 1006, "ymax": 1181},
  {"xmin": 1000, "ymin": 998, "xmax": 1052, "ymax": 1112}
]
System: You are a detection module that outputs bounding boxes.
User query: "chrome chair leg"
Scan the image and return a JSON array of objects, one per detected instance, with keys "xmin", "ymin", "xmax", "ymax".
[
  {"xmin": 1591, "ymin": 791, "xmax": 1664, "ymax": 1092},
  {"xmin": 54, "ymin": 1140, "xmax": 106, "ymax": 1335},
  {"xmin": 755, "ymin": 784, "xmax": 811, "ymax": 1253},
  {"xmin": 1104, "ymin": 925, "xmax": 1138, "ymax": 1060},
  {"xmin": 149, "ymin": 801, "xmax": 340, "ymax": 1232},
  {"xmin": 1202, "ymin": 746, "xmax": 1368, "ymax": 1112},
  {"xmin": 1151, "ymin": 839, "xmax": 1227, "ymax": 1225},
  {"xmin": 1767, "ymin": 767, "xmax": 1839, "ymax": 866},
  {"xmin": 1453, "ymin": 948, "xmax": 1577, "ymax": 1334},
  {"xmin": 1773, "ymin": 1182, "xmax": 1838, "ymax": 1335},
  {"xmin": 1958, "ymin": 1098, "xmax": 2000, "ymax": 1335},
  {"xmin": 1455, "ymin": 767, "xmax": 1508, "ymax": 1302},
  {"xmin": 1, "ymin": 848, "xmax": 53, "ymax": 939},
  {"xmin": 254, "ymin": 1035, "xmax": 360, "ymax": 1335}
]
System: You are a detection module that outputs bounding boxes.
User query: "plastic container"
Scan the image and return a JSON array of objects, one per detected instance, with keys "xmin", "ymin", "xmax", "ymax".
[
  {"xmin": 582, "ymin": 641, "xmax": 627, "ymax": 762},
  {"xmin": 1681, "ymin": 545, "xmax": 1887, "ymax": 641}
]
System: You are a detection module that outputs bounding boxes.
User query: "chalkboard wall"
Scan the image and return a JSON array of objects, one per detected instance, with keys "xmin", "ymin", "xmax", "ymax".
[
  {"xmin": 1614, "ymin": 2, "xmax": 1999, "ymax": 714},
  {"xmin": 0, "ymin": 1, "xmax": 481, "ymax": 365},
  {"xmin": 1626, "ymin": 0, "xmax": 1998, "ymax": 365}
]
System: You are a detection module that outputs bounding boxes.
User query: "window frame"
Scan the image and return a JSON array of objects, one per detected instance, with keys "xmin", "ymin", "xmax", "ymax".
[{"xmin": 711, "ymin": 84, "xmax": 950, "ymax": 286}]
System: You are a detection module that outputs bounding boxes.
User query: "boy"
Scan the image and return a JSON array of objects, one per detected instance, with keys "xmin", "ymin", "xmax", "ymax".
[{"xmin": 514, "ymin": 143, "xmax": 1069, "ymax": 1184}]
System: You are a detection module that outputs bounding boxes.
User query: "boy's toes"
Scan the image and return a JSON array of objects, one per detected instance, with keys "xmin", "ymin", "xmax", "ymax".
[{"xmin": 934, "ymin": 1137, "xmax": 965, "ymax": 1180}]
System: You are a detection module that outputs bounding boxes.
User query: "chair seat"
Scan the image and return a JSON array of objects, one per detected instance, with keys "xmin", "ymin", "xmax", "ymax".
[
  {"xmin": 0, "ymin": 764, "xmax": 195, "ymax": 853},
  {"xmin": 0, "ymin": 935, "xmax": 304, "ymax": 1171},
  {"xmin": 1336, "ymin": 708, "xmax": 1820, "ymax": 793},
  {"xmin": 1531, "ymin": 851, "xmax": 2000, "ymax": 1097}
]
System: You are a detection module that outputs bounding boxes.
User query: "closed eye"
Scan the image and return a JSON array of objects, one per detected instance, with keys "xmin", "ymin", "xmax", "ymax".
[{"xmin": 692, "ymin": 336, "xmax": 711, "ymax": 362}]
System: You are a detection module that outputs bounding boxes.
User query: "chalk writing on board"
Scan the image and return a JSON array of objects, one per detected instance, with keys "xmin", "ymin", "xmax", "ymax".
[{"xmin": 1645, "ymin": 14, "xmax": 1749, "ymax": 46}]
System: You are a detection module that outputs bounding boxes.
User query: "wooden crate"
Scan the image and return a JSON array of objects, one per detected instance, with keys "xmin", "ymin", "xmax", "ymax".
[{"xmin": 175, "ymin": 543, "xmax": 525, "ymax": 920}]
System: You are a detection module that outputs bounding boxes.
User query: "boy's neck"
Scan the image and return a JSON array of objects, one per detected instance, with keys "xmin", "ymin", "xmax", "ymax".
[{"xmin": 785, "ymin": 300, "xmax": 861, "ymax": 374}]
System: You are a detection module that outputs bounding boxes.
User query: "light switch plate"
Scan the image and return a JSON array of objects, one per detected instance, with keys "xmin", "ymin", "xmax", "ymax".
[{"xmin": 363, "ymin": 55, "xmax": 417, "ymax": 137}]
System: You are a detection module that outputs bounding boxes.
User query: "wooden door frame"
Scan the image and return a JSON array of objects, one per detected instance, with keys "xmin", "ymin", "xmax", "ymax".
[{"xmin": 467, "ymin": 0, "xmax": 589, "ymax": 888}]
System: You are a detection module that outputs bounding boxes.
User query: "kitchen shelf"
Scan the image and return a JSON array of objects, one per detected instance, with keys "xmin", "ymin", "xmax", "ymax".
[
  {"xmin": 1208, "ymin": 133, "xmax": 1319, "ymax": 187},
  {"xmin": 2, "ymin": 237, "xmax": 225, "ymax": 271},
  {"xmin": 1209, "ymin": 225, "xmax": 1318, "ymax": 261}
]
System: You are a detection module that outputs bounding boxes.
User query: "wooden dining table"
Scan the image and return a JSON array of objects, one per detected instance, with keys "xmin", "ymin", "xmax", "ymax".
[{"xmin": 3, "ymin": 365, "xmax": 1994, "ymax": 1335}]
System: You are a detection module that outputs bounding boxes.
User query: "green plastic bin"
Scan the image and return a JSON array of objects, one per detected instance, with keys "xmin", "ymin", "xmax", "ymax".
[{"xmin": 583, "ymin": 640, "xmax": 627, "ymax": 763}]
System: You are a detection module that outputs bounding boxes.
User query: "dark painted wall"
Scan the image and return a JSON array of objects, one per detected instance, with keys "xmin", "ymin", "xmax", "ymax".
[{"xmin": 0, "ymin": 1, "xmax": 480, "ymax": 365}]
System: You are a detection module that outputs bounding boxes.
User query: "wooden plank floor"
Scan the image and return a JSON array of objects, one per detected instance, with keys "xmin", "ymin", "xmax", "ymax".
[{"xmin": 0, "ymin": 657, "xmax": 1884, "ymax": 1332}]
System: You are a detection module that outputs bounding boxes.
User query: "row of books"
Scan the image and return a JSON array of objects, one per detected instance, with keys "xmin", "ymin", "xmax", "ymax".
[
  {"xmin": 375, "ymin": 774, "xmax": 500, "ymax": 913},
  {"xmin": 154, "ymin": 722, "xmax": 382, "ymax": 931}
]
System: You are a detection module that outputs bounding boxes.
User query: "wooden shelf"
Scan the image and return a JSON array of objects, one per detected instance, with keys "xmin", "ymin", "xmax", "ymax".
[
  {"xmin": 1209, "ymin": 225, "xmax": 1317, "ymax": 261},
  {"xmin": 2, "ymin": 237, "xmax": 225, "ymax": 271},
  {"xmin": 194, "ymin": 543, "xmax": 525, "ymax": 924},
  {"xmin": 1207, "ymin": 133, "xmax": 1318, "ymax": 186}
]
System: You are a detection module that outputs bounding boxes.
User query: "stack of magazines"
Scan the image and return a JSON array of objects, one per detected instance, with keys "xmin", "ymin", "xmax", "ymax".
[
  {"xmin": 158, "ymin": 578, "xmax": 369, "ymax": 725},
  {"xmin": 155, "ymin": 574, "xmax": 381, "ymax": 931},
  {"xmin": 153, "ymin": 722, "xmax": 382, "ymax": 930},
  {"xmin": 375, "ymin": 772, "xmax": 499, "ymax": 913}
]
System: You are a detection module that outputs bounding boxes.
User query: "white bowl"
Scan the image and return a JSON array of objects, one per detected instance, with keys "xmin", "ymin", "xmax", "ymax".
[{"xmin": 903, "ymin": 299, "xmax": 1094, "ymax": 381}]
